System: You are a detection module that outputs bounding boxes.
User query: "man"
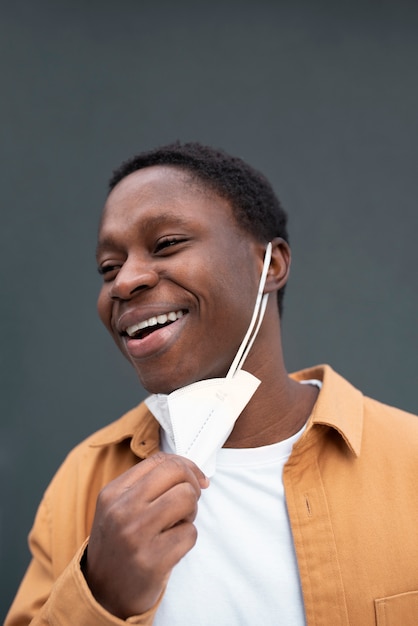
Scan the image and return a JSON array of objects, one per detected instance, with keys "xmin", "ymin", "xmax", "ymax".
[{"xmin": 6, "ymin": 143, "xmax": 418, "ymax": 625}]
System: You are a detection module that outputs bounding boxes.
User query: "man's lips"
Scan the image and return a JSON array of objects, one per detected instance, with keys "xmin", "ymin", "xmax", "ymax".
[
  {"xmin": 121, "ymin": 309, "xmax": 189, "ymax": 360},
  {"xmin": 125, "ymin": 309, "xmax": 185, "ymax": 339}
]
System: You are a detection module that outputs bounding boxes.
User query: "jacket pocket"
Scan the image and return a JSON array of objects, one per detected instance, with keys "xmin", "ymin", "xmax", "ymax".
[{"xmin": 375, "ymin": 591, "xmax": 418, "ymax": 625}]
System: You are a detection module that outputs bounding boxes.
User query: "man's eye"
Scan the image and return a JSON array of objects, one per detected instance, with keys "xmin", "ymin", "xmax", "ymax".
[
  {"xmin": 154, "ymin": 237, "xmax": 185, "ymax": 253},
  {"xmin": 97, "ymin": 264, "xmax": 119, "ymax": 280}
]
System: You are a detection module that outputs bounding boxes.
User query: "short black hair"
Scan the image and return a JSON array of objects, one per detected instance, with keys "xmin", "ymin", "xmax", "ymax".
[{"xmin": 109, "ymin": 142, "xmax": 289, "ymax": 315}]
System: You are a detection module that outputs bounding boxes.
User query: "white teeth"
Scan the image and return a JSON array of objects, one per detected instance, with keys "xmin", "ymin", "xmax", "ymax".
[{"xmin": 126, "ymin": 310, "xmax": 185, "ymax": 338}]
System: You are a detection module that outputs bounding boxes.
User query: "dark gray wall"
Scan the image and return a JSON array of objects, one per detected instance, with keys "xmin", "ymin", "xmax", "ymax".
[{"xmin": 1, "ymin": 0, "xmax": 417, "ymax": 618}]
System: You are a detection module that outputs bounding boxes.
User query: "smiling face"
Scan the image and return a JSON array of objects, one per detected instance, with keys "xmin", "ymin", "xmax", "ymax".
[{"xmin": 96, "ymin": 165, "xmax": 269, "ymax": 394}]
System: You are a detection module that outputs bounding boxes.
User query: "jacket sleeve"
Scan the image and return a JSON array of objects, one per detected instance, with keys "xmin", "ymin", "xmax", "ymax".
[{"xmin": 5, "ymin": 496, "xmax": 161, "ymax": 626}]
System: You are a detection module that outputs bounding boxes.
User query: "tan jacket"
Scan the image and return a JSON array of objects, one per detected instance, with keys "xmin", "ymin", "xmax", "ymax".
[{"xmin": 5, "ymin": 365, "xmax": 418, "ymax": 625}]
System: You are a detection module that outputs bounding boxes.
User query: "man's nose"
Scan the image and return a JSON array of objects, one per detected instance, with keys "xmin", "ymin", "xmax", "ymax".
[{"xmin": 110, "ymin": 258, "xmax": 159, "ymax": 300}]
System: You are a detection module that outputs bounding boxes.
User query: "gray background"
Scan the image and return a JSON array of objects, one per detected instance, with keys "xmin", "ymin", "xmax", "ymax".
[{"xmin": 1, "ymin": 0, "xmax": 417, "ymax": 619}]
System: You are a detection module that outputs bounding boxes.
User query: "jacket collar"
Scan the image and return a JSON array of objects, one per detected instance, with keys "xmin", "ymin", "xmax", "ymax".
[
  {"xmin": 290, "ymin": 364, "xmax": 363, "ymax": 456},
  {"xmin": 90, "ymin": 364, "xmax": 363, "ymax": 459},
  {"xmin": 89, "ymin": 402, "xmax": 160, "ymax": 459}
]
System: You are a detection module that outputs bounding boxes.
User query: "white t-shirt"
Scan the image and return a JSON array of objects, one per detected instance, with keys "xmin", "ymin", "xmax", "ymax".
[{"xmin": 152, "ymin": 381, "xmax": 320, "ymax": 626}]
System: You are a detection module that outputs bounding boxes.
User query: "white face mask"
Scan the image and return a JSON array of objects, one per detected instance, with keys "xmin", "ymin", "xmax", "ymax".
[{"xmin": 145, "ymin": 242, "xmax": 272, "ymax": 476}]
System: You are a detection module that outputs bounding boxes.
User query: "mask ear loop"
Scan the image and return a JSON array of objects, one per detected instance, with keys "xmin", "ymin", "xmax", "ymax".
[
  {"xmin": 226, "ymin": 242, "xmax": 272, "ymax": 379},
  {"xmin": 235, "ymin": 292, "xmax": 268, "ymax": 374}
]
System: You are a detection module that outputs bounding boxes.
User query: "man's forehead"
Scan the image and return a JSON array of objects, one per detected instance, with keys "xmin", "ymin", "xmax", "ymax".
[
  {"xmin": 100, "ymin": 164, "xmax": 235, "ymax": 226},
  {"xmin": 105, "ymin": 164, "xmax": 213, "ymax": 206},
  {"xmin": 97, "ymin": 168, "xmax": 243, "ymax": 251}
]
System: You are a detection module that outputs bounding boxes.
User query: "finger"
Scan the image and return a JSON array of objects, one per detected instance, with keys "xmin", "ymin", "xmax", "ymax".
[
  {"xmin": 94, "ymin": 453, "xmax": 209, "ymax": 532},
  {"xmin": 109, "ymin": 452, "xmax": 209, "ymax": 496},
  {"xmin": 139, "ymin": 455, "xmax": 209, "ymax": 504},
  {"xmin": 114, "ymin": 454, "xmax": 207, "ymax": 505},
  {"xmin": 142, "ymin": 481, "xmax": 201, "ymax": 532},
  {"xmin": 151, "ymin": 520, "xmax": 199, "ymax": 571},
  {"xmin": 147, "ymin": 453, "xmax": 210, "ymax": 489}
]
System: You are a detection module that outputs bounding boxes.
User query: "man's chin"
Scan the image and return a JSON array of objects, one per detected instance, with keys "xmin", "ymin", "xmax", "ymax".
[
  {"xmin": 133, "ymin": 355, "xmax": 233, "ymax": 396},
  {"xmin": 136, "ymin": 370, "xmax": 196, "ymax": 396}
]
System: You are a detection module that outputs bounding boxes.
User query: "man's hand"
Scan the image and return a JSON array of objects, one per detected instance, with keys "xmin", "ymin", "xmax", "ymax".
[{"xmin": 84, "ymin": 452, "xmax": 209, "ymax": 619}]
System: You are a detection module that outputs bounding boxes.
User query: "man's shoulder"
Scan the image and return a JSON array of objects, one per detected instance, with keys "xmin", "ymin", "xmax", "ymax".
[
  {"xmin": 363, "ymin": 392, "xmax": 417, "ymax": 422},
  {"xmin": 292, "ymin": 362, "xmax": 416, "ymax": 419},
  {"xmin": 362, "ymin": 392, "xmax": 418, "ymax": 453},
  {"xmin": 39, "ymin": 401, "xmax": 160, "ymax": 520},
  {"xmin": 292, "ymin": 363, "xmax": 417, "ymax": 453}
]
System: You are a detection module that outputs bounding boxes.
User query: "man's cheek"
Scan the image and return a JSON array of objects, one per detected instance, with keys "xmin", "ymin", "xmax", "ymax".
[{"xmin": 97, "ymin": 294, "xmax": 112, "ymax": 330}]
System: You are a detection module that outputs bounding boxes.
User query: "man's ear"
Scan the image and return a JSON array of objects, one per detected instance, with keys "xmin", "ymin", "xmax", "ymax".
[{"xmin": 264, "ymin": 237, "xmax": 291, "ymax": 294}]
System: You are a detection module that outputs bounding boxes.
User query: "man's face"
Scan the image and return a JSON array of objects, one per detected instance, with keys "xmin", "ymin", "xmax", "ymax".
[{"xmin": 96, "ymin": 165, "xmax": 264, "ymax": 394}]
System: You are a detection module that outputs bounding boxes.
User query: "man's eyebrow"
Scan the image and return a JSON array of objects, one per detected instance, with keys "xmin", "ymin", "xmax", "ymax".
[
  {"xmin": 96, "ymin": 212, "xmax": 192, "ymax": 259},
  {"xmin": 139, "ymin": 211, "xmax": 191, "ymax": 231},
  {"xmin": 96, "ymin": 236, "xmax": 118, "ymax": 260}
]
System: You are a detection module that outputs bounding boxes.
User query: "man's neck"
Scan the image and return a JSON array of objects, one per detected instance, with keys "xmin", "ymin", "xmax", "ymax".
[{"xmin": 223, "ymin": 367, "xmax": 319, "ymax": 449}]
